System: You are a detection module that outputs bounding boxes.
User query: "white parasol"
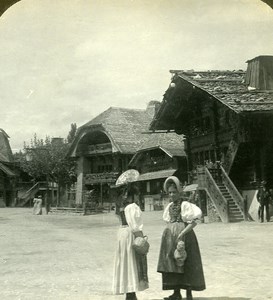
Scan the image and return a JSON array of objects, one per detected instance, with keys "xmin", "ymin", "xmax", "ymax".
[
  {"xmin": 115, "ymin": 169, "xmax": 140, "ymax": 187},
  {"xmin": 183, "ymin": 183, "xmax": 198, "ymax": 192}
]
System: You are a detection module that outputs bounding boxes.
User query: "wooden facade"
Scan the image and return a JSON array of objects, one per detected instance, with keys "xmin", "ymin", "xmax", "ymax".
[
  {"xmin": 150, "ymin": 55, "xmax": 273, "ymax": 222},
  {"xmin": 129, "ymin": 132, "xmax": 187, "ymax": 210}
]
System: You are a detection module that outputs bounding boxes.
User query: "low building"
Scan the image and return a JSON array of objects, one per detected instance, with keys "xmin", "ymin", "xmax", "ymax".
[
  {"xmin": 150, "ymin": 55, "xmax": 273, "ymax": 222},
  {"xmin": 129, "ymin": 132, "xmax": 186, "ymax": 211}
]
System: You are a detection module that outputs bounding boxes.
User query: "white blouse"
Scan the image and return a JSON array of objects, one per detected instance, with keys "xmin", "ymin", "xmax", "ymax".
[
  {"xmin": 124, "ymin": 203, "xmax": 144, "ymax": 232},
  {"xmin": 163, "ymin": 201, "xmax": 202, "ymax": 223}
]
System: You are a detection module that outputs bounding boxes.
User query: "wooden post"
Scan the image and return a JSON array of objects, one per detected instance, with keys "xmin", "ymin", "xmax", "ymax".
[
  {"xmin": 100, "ymin": 181, "xmax": 103, "ymax": 206},
  {"xmin": 45, "ymin": 173, "xmax": 50, "ymax": 214}
]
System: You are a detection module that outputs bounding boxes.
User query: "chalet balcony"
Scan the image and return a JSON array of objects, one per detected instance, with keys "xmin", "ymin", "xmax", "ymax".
[
  {"xmin": 77, "ymin": 142, "xmax": 112, "ymax": 156},
  {"xmin": 141, "ymin": 157, "xmax": 174, "ymax": 173},
  {"xmin": 84, "ymin": 172, "xmax": 119, "ymax": 184}
]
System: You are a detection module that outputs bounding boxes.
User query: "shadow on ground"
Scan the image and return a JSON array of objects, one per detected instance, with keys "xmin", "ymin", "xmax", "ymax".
[{"xmin": 150, "ymin": 298, "xmax": 251, "ymax": 300}]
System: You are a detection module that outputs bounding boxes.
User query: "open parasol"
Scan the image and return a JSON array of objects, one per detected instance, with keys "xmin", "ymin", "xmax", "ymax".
[
  {"xmin": 183, "ymin": 183, "xmax": 198, "ymax": 192},
  {"xmin": 115, "ymin": 169, "xmax": 140, "ymax": 187}
]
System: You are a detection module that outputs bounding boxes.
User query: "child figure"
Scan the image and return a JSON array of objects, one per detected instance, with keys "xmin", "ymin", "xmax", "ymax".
[{"xmin": 174, "ymin": 240, "xmax": 187, "ymax": 267}]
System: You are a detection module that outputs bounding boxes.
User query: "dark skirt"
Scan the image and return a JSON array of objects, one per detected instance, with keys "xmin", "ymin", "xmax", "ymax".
[{"xmin": 157, "ymin": 222, "xmax": 206, "ymax": 291}]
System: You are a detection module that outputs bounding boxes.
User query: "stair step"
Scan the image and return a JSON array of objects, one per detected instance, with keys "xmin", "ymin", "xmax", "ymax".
[
  {"xmin": 229, "ymin": 219, "xmax": 244, "ymax": 223},
  {"xmin": 228, "ymin": 203, "xmax": 238, "ymax": 207},
  {"xmin": 230, "ymin": 214, "xmax": 243, "ymax": 218},
  {"xmin": 229, "ymin": 207, "xmax": 240, "ymax": 211}
]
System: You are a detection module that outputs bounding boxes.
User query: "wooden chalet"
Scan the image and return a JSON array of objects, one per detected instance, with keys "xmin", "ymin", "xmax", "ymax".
[
  {"xmin": 129, "ymin": 131, "xmax": 186, "ymax": 211},
  {"xmin": 68, "ymin": 101, "xmax": 160, "ymax": 212},
  {"xmin": 150, "ymin": 55, "xmax": 273, "ymax": 223},
  {"xmin": 0, "ymin": 129, "xmax": 17, "ymax": 207}
]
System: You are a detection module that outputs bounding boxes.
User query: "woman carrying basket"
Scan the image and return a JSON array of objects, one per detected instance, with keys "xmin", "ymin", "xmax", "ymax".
[
  {"xmin": 157, "ymin": 176, "xmax": 205, "ymax": 300},
  {"xmin": 112, "ymin": 182, "xmax": 149, "ymax": 300}
]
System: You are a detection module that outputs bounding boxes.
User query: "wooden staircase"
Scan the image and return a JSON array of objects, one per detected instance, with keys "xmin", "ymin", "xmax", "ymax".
[
  {"xmin": 197, "ymin": 165, "xmax": 246, "ymax": 223},
  {"xmin": 17, "ymin": 182, "xmax": 41, "ymax": 207},
  {"xmin": 217, "ymin": 183, "xmax": 244, "ymax": 222}
]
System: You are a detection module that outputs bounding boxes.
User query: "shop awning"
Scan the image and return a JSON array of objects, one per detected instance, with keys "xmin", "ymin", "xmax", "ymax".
[
  {"xmin": 183, "ymin": 183, "xmax": 198, "ymax": 192},
  {"xmin": 0, "ymin": 162, "xmax": 16, "ymax": 176},
  {"xmin": 137, "ymin": 169, "xmax": 177, "ymax": 181}
]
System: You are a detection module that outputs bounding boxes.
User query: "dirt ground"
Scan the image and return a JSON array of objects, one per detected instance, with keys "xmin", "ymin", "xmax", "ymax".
[{"xmin": 0, "ymin": 208, "xmax": 272, "ymax": 300}]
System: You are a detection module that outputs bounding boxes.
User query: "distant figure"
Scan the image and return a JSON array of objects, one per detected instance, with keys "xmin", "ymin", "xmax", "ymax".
[
  {"xmin": 33, "ymin": 195, "xmax": 43, "ymax": 215},
  {"xmin": 257, "ymin": 181, "xmax": 271, "ymax": 223},
  {"xmin": 205, "ymin": 160, "xmax": 214, "ymax": 169}
]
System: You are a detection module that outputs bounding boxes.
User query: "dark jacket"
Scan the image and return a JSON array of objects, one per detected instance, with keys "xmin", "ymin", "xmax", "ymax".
[{"xmin": 257, "ymin": 188, "xmax": 271, "ymax": 206}]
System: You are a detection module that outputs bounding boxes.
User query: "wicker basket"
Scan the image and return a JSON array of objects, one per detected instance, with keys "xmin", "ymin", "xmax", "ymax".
[{"xmin": 133, "ymin": 236, "xmax": 150, "ymax": 255}]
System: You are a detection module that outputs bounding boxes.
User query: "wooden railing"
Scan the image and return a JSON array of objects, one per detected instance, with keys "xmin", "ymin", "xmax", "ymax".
[
  {"xmin": 203, "ymin": 167, "xmax": 229, "ymax": 223},
  {"xmin": 221, "ymin": 165, "xmax": 245, "ymax": 219},
  {"xmin": 18, "ymin": 181, "xmax": 57, "ymax": 207}
]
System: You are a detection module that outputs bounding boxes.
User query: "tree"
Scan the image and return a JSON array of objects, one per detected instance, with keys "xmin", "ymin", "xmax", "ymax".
[
  {"xmin": 67, "ymin": 123, "xmax": 77, "ymax": 143},
  {"xmin": 18, "ymin": 133, "xmax": 76, "ymax": 208}
]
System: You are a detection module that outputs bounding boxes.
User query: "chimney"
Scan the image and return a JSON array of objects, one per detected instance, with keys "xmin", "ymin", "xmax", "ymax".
[
  {"xmin": 245, "ymin": 55, "xmax": 273, "ymax": 90},
  {"xmin": 146, "ymin": 100, "xmax": 161, "ymax": 117}
]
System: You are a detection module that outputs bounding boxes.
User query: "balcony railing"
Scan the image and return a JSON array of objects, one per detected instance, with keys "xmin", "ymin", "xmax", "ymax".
[{"xmin": 84, "ymin": 172, "xmax": 119, "ymax": 184}]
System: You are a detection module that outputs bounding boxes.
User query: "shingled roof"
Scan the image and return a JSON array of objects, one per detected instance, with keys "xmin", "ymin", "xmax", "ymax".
[
  {"xmin": 83, "ymin": 106, "xmax": 153, "ymax": 153},
  {"xmin": 174, "ymin": 69, "xmax": 273, "ymax": 113},
  {"xmin": 129, "ymin": 131, "xmax": 185, "ymax": 166},
  {"xmin": 150, "ymin": 56, "xmax": 273, "ymax": 131},
  {"xmin": 136, "ymin": 132, "xmax": 185, "ymax": 156},
  {"xmin": 69, "ymin": 105, "xmax": 157, "ymax": 157}
]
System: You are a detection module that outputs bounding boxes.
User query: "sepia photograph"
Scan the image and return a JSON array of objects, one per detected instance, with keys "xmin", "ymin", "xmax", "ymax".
[{"xmin": 0, "ymin": 1, "xmax": 273, "ymax": 299}]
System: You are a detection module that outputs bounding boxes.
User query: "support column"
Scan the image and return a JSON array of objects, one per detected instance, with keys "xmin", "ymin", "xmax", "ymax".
[{"xmin": 76, "ymin": 157, "xmax": 85, "ymax": 205}]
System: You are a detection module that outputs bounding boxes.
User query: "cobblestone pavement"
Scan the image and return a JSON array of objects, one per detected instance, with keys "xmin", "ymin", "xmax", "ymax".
[{"xmin": 0, "ymin": 208, "xmax": 272, "ymax": 300}]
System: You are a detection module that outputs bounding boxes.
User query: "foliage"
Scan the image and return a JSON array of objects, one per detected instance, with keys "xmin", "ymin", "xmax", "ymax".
[
  {"xmin": 67, "ymin": 123, "xmax": 77, "ymax": 143},
  {"xmin": 18, "ymin": 133, "xmax": 76, "ymax": 186}
]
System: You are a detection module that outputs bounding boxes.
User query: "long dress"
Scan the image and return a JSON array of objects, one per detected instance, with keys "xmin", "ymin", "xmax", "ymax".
[
  {"xmin": 157, "ymin": 201, "xmax": 206, "ymax": 291},
  {"xmin": 112, "ymin": 203, "xmax": 149, "ymax": 295},
  {"xmin": 33, "ymin": 198, "xmax": 42, "ymax": 215}
]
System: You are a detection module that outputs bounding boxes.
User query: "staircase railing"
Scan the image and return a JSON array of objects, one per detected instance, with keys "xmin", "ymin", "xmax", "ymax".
[
  {"xmin": 203, "ymin": 167, "xmax": 229, "ymax": 223},
  {"xmin": 220, "ymin": 165, "xmax": 246, "ymax": 219},
  {"xmin": 18, "ymin": 181, "xmax": 48, "ymax": 206}
]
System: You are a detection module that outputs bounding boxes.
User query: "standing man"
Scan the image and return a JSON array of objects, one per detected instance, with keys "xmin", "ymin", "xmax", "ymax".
[{"xmin": 257, "ymin": 181, "xmax": 271, "ymax": 223}]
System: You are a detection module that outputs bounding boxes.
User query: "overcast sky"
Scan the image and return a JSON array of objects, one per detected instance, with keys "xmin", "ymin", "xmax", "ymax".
[{"xmin": 0, "ymin": 0, "xmax": 272, "ymax": 152}]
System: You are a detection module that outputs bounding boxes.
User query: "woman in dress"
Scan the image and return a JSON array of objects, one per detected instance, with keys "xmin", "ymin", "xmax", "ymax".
[
  {"xmin": 157, "ymin": 176, "xmax": 205, "ymax": 300},
  {"xmin": 33, "ymin": 195, "xmax": 43, "ymax": 215},
  {"xmin": 112, "ymin": 183, "xmax": 149, "ymax": 300}
]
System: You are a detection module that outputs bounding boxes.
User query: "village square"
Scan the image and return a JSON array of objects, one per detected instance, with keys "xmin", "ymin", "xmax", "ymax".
[
  {"xmin": 1, "ymin": 1, "xmax": 273, "ymax": 300},
  {"xmin": 1, "ymin": 207, "xmax": 273, "ymax": 300}
]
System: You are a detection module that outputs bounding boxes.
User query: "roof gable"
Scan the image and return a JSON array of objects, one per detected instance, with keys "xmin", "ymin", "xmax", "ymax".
[
  {"xmin": 129, "ymin": 132, "xmax": 185, "ymax": 165},
  {"xmin": 150, "ymin": 68, "xmax": 273, "ymax": 131},
  {"xmin": 0, "ymin": 129, "xmax": 13, "ymax": 162},
  {"xmin": 70, "ymin": 106, "xmax": 155, "ymax": 156}
]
